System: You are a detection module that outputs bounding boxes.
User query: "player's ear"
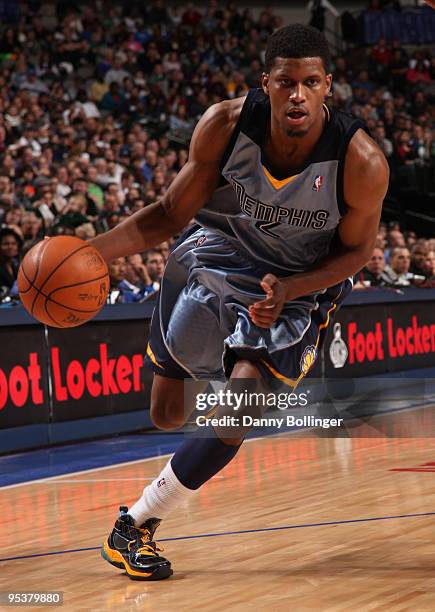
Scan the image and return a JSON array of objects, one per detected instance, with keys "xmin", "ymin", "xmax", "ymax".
[
  {"xmin": 261, "ymin": 72, "xmax": 269, "ymax": 96},
  {"xmin": 325, "ymin": 73, "xmax": 333, "ymax": 98}
]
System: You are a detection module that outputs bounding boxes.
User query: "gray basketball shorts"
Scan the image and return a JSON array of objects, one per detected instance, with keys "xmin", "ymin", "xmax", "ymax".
[{"xmin": 145, "ymin": 228, "xmax": 351, "ymax": 387}]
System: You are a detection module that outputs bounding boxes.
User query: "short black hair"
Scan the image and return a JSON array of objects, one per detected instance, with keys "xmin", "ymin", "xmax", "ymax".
[
  {"xmin": 0, "ymin": 227, "xmax": 23, "ymax": 249},
  {"xmin": 265, "ymin": 24, "xmax": 331, "ymax": 73}
]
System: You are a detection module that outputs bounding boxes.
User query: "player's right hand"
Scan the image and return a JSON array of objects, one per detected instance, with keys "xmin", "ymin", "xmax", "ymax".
[{"xmin": 248, "ymin": 274, "xmax": 286, "ymax": 328}]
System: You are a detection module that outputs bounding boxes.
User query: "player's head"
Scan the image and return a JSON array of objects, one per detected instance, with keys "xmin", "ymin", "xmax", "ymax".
[{"xmin": 262, "ymin": 24, "xmax": 332, "ymax": 138}]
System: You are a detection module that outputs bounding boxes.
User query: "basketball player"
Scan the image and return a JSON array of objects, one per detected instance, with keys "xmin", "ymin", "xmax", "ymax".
[{"xmin": 91, "ymin": 25, "xmax": 389, "ymax": 580}]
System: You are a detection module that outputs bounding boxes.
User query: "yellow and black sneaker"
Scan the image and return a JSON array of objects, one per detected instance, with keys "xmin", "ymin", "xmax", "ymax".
[{"xmin": 101, "ymin": 506, "xmax": 172, "ymax": 580}]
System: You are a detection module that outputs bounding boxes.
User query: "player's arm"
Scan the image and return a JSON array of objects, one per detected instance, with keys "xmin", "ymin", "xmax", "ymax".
[
  {"xmin": 250, "ymin": 130, "xmax": 389, "ymax": 327},
  {"xmin": 285, "ymin": 130, "xmax": 389, "ymax": 296},
  {"xmin": 90, "ymin": 100, "xmax": 240, "ymax": 262}
]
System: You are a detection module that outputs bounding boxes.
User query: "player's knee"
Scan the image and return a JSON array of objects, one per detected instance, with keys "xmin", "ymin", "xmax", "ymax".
[
  {"xmin": 150, "ymin": 399, "xmax": 187, "ymax": 431},
  {"xmin": 150, "ymin": 375, "xmax": 187, "ymax": 430},
  {"xmin": 218, "ymin": 434, "xmax": 245, "ymax": 446}
]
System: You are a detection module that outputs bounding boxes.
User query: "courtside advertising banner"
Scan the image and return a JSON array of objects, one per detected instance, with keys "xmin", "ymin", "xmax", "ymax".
[
  {"xmin": 0, "ymin": 325, "xmax": 49, "ymax": 428},
  {"xmin": 48, "ymin": 320, "xmax": 153, "ymax": 421},
  {"xmin": 0, "ymin": 319, "xmax": 152, "ymax": 429},
  {"xmin": 325, "ymin": 300, "xmax": 435, "ymax": 376}
]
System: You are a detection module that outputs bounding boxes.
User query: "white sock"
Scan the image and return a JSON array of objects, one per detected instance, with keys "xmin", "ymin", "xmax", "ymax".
[{"xmin": 128, "ymin": 459, "xmax": 197, "ymax": 525}]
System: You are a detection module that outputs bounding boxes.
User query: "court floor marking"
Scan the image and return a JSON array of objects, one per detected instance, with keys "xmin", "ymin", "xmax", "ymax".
[
  {"xmin": 44, "ymin": 477, "xmax": 224, "ymax": 483},
  {"xmin": 0, "ymin": 434, "xmax": 273, "ymax": 490},
  {"xmin": 1, "ymin": 511, "xmax": 435, "ymax": 563},
  {"xmin": 0, "ymin": 453, "xmax": 173, "ymax": 490}
]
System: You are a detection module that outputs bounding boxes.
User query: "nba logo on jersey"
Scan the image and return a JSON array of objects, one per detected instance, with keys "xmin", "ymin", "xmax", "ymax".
[{"xmin": 312, "ymin": 175, "xmax": 323, "ymax": 192}]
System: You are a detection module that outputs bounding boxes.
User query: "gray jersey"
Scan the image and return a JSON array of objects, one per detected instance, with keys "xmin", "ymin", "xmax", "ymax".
[{"xmin": 196, "ymin": 89, "xmax": 367, "ymax": 274}]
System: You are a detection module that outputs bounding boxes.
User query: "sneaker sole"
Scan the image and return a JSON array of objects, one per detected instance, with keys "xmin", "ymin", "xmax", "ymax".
[{"xmin": 101, "ymin": 540, "xmax": 173, "ymax": 580}]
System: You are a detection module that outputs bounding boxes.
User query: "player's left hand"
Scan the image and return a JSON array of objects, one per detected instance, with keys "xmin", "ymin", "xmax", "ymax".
[{"xmin": 249, "ymin": 273, "xmax": 286, "ymax": 328}]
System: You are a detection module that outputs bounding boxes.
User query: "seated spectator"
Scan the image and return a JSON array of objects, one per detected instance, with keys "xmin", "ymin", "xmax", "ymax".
[
  {"xmin": 71, "ymin": 177, "xmax": 99, "ymax": 217},
  {"xmin": 21, "ymin": 211, "xmax": 43, "ymax": 245},
  {"xmin": 71, "ymin": 90, "xmax": 101, "ymax": 120},
  {"xmin": 108, "ymin": 256, "xmax": 148, "ymax": 303},
  {"xmin": 156, "ymin": 241, "xmax": 171, "ymax": 262},
  {"xmin": 0, "ymin": 227, "xmax": 22, "ymax": 296},
  {"xmin": 384, "ymin": 247, "xmax": 417, "ymax": 286},
  {"xmin": 125, "ymin": 253, "xmax": 161, "ymax": 297},
  {"xmin": 387, "ymin": 226, "xmax": 405, "ymax": 246},
  {"xmin": 373, "ymin": 123, "xmax": 393, "ymax": 158},
  {"xmin": 144, "ymin": 249, "xmax": 165, "ymax": 293},
  {"xmin": 57, "ymin": 195, "xmax": 90, "ymax": 230},
  {"xmin": 169, "ymin": 105, "xmax": 194, "ymax": 138},
  {"xmin": 422, "ymin": 250, "xmax": 435, "ymax": 280},
  {"xmin": 354, "ymin": 246, "xmax": 390, "ymax": 287},
  {"xmin": 99, "ymin": 82, "xmax": 126, "ymax": 114},
  {"xmin": 395, "ymin": 130, "xmax": 418, "ymax": 164},
  {"xmin": 104, "ymin": 56, "xmax": 130, "ymax": 86},
  {"xmin": 3, "ymin": 205, "xmax": 24, "ymax": 229},
  {"xmin": 352, "ymin": 70, "xmax": 374, "ymax": 96},
  {"xmin": 371, "ymin": 37, "xmax": 391, "ymax": 69},
  {"xmin": 410, "ymin": 240, "xmax": 429, "ymax": 275},
  {"xmin": 406, "ymin": 60, "xmax": 431, "ymax": 86},
  {"xmin": 403, "ymin": 230, "xmax": 417, "ymax": 248},
  {"xmin": 333, "ymin": 75, "xmax": 352, "ymax": 108},
  {"xmin": 55, "ymin": 167, "xmax": 72, "ymax": 198}
]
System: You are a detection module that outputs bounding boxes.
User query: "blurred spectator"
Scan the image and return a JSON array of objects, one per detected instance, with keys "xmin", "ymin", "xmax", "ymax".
[
  {"xmin": 384, "ymin": 247, "xmax": 414, "ymax": 285},
  {"xmin": 307, "ymin": 0, "xmax": 340, "ymax": 32},
  {"xmin": 21, "ymin": 211, "xmax": 43, "ymax": 244},
  {"xmin": 354, "ymin": 246, "xmax": 390, "ymax": 286},
  {"xmin": 333, "ymin": 75, "xmax": 353, "ymax": 108},
  {"xmin": 105, "ymin": 56, "xmax": 130, "ymax": 86},
  {"xmin": 144, "ymin": 249, "xmax": 165, "ymax": 292},
  {"xmin": 422, "ymin": 250, "xmax": 435, "ymax": 279},
  {"xmin": 373, "ymin": 123, "xmax": 393, "ymax": 158},
  {"xmin": 410, "ymin": 240, "xmax": 430, "ymax": 275},
  {"xmin": 404, "ymin": 230, "xmax": 417, "ymax": 248},
  {"xmin": 108, "ymin": 256, "xmax": 149, "ymax": 303},
  {"xmin": 125, "ymin": 253, "xmax": 150, "ymax": 290},
  {"xmin": 0, "ymin": 227, "xmax": 22, "ymax": 295},
  {"xmin": 156, "ymin": 241, "xmax": 171, "ymax": 261}
]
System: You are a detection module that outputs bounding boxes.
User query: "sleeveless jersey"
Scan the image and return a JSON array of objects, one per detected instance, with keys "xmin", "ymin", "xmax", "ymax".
[{"xmin": 195, "ymin": 88, "xmax": 367, "ymax": 274}]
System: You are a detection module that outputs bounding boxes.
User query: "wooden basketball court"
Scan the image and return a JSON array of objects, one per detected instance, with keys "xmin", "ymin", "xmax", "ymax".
[{"xmin": 1, "ymin": 413, "xmax": 435, "ymax": 610}]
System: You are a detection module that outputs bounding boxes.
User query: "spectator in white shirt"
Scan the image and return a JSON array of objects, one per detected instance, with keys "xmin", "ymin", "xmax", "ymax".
[{"xmin": 104, "ymin": 56, "xmax": 130, "ymax": 85}]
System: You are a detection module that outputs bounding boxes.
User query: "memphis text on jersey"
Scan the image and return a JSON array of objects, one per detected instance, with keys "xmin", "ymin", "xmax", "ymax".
[{"xmin": 229, "ymin": 175, "xmax": 329, "ymax": 235}]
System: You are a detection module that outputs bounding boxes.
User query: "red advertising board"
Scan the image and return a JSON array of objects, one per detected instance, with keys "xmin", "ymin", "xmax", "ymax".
[
  {"xmin": 0, "ymin": 326, "xmax": 49, "ymax": 428},
  {"xmin": 0, "ymin": 319, "xmax": 152, "ymax": 429},
  {"xmin": 325, "ymin": 302, "xmax": 435, "ymax": 376}
]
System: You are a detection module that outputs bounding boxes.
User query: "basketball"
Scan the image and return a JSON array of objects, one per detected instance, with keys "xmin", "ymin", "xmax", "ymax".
[{"xmin": 17, "ymin": 236, "xmax": 109, "ymax": 328}]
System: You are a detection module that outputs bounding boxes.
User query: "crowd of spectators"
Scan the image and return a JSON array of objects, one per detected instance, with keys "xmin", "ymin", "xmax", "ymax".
[
  {"xmin": 0, "ymin": 0, "xmax": 432, "ymax": 304},
  {"xmin": 354, "ymin": 221, "xmax": 435, "ymax": 289}
]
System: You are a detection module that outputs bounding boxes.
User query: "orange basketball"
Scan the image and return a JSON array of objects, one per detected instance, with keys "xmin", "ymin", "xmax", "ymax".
[{"xmin": 18, "ymin": 236, "xmax": 109, "ymax": 328}]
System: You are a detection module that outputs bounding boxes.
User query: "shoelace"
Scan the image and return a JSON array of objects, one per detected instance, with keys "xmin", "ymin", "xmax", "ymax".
[{"xmin": 127, "ymin": 528, "xmax": 164, "ymax": 557}]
